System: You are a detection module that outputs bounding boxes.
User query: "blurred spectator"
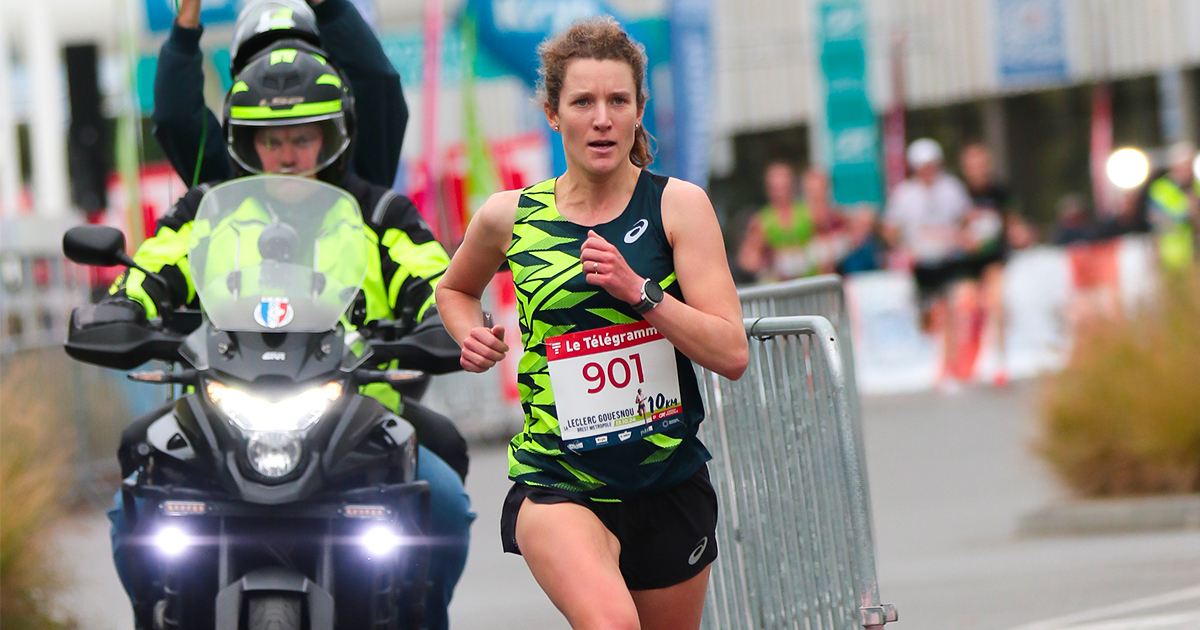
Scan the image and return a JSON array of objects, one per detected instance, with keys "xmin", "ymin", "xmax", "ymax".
[
  {"xmin": 1145, "ymin": 140, "xmax": 1200, "ymax": 270},
  {"xmin": 737, "ymin": 164, "xmax": 877, "ymax": 282},
  {"xmin": 1050, "ymin": 194, "xmax": 1092, "ymax": 246},
  {"xmin": 797, "ymin": 169, "xmax": 881, "ymax": 275},
  {"xmin": 837, "ymin": 205, "xmax": 885, "ymax": 274}
]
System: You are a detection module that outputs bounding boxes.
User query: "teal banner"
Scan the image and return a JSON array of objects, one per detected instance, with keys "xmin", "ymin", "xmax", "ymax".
[{"xmin": 817, "ymin": 0, "xmax": 882, "ymax": 206}]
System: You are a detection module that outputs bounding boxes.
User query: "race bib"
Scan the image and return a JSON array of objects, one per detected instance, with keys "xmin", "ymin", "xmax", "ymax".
[{"xmin": 546, "ymin": 321, "xmax": 684, "ymax": 452}]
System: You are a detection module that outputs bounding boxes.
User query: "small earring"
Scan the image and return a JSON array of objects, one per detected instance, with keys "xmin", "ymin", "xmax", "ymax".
[{"xmin": 554, "ymin": 125, "xmax": 560, "ymax": 131}]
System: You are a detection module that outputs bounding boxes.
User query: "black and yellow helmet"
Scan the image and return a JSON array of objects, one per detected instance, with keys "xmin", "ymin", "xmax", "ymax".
[
  {"xmin": 229, "ymin": 0, "xmax": 321, "ymax": 77},
  {"xmin": 223, "ymin": 47, "xmax": 355, "ymax": 183}
]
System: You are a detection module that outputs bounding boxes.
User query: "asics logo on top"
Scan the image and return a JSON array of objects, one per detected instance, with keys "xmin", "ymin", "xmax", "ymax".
[
  {"xmin": 688, "ymin": 536, "xmax": 708, "ymax": 565},
  {"xmin": 624, "ymin": 219, "xmax": 649, "ymax": 243}
]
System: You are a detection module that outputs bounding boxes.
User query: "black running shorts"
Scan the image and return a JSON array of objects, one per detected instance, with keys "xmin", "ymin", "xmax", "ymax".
[{"xmin": 500, "ymin": 465, "xmax": 719, "ymax": 591}]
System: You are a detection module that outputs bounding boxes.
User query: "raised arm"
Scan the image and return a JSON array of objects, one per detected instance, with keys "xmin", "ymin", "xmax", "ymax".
[
  {"xmin": 434, "ymin": 190, "xmax": 520, "ymax": 372},
  {"xmin": 312, "ymin": 0, "xmax": 407, "ymax": 187},
  {"xmin": 151, "ymin": 0, "xmax": 234, "ymax": 186}
]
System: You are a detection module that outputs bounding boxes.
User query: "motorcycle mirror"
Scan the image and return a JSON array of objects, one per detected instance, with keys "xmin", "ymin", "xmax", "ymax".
[{"xmin": 63, "ymin": 226, "xmax": 133, "ymax": 267}]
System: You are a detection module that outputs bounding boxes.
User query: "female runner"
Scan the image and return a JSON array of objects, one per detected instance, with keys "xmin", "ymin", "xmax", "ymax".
[{"xmin": 436, "ymin": 17, "xmax": 747, "ymax": 630}]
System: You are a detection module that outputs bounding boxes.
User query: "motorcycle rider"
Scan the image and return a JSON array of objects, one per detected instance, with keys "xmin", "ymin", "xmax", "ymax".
[{"xmin": 106, "ymin": 48, "xmax": 472, "ymax": 630}]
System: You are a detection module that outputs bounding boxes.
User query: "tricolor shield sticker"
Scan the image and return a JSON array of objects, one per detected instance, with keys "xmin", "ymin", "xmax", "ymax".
[{"xmin": 254, "ymin": 297, "xmax": 294, "ymax": 329}]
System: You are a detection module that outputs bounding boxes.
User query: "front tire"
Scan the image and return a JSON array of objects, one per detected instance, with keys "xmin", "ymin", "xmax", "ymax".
[{"xmin": 247, "ymin": 594, "xmax": 301, "ymax": 630}]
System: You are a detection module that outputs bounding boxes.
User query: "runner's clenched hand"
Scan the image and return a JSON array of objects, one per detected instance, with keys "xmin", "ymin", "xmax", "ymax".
[
  {"xmin": 580, "ymin": 230, "xmax": 643, "ymax": 305},
  {"xmin": 460, "ymin": 325, "xmax": 508, "ymax": 373}
]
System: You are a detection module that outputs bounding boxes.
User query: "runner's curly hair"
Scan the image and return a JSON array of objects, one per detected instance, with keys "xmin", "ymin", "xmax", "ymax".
[{"xmin": 538, "ymin": 16, "xmax": 654, "ymax": 168}]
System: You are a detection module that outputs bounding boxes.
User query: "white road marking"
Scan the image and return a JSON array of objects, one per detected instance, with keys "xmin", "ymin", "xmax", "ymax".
[
  {"xmin": 1007, "ymin": 583, "xmax": 1200, "ymax": 630},
  {"xmin": 1065, "ymin": 610, "xmax": 1200, "ymax": 630}
]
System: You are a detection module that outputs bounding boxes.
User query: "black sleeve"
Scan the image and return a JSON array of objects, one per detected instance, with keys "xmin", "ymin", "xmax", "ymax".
[
  {"xmin": 313, "ymin": 0, "xmax": 407, "ymax": 188},
  {"xmin": 151, "ymin": 23, "xmax": 234, "ymax": 186}
]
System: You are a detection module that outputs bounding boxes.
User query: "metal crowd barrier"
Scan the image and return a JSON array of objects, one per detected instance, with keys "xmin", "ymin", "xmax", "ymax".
[
  {"xmin": 698, "ymin": 315, "xmax": 896, "ymax": 629},
  {"xmin": 0, "ymin": 252, "xmax": 91, "ymax": 355},
  {"xmin": 738, "ymin": 275, "xmax": 872, "ymax": 532},
  {"xmin": 738, "ymin": 274, "xmax": 859, "ymax": 407}
]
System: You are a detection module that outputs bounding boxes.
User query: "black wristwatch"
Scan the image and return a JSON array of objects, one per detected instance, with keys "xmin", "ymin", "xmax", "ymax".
[{"xmin": 632, "ymin": 278, "xmax": 664, "ymax": 314}]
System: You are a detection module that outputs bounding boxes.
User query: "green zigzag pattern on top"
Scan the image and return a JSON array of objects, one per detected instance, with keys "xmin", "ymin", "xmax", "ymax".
[{"xmin": 505, "ymin": 176, "xmax": 693, "ymax": 499}]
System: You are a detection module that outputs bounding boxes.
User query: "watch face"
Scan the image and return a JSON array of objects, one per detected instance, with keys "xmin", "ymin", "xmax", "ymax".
[{"xmin": 645, "ymin": 280, "xmax": 664, "ymax": 303}]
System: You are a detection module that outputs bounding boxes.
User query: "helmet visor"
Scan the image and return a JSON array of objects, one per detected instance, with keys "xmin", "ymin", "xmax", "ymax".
[{"xmin": 227, "ymin": 114, "xmax": 350, "ymax": 178}]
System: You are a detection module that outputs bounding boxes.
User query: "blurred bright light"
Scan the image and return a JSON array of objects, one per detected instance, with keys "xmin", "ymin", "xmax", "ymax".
[
  {"xmin": 155, "ymin": 526, "xmax": 189, "ymax": 556},
  {"xmin": 360, "ymin": 526, "xmax": 402, "ymax": 557},
  {"xmin": 1192, "ymin": 155, "xmax": 1200, "ymax": 183},
  {"xmin": 1106, "ymin": 148, "xmax": 1150, "ymax": 189}
]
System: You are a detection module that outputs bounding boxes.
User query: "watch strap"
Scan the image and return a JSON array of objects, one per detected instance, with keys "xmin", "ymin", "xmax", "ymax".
[{"xmin": 632, "ymin": 278, "xmax": 661, "ymax": 315}]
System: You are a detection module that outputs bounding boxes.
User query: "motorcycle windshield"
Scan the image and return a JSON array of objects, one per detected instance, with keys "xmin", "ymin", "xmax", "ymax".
[{"xmin": 188, "ymin": 176, "xmax": 369, "ymax": 333}]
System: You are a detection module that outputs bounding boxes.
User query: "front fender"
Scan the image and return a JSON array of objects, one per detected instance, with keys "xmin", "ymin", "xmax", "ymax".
[{"xmin": 215, "ymin": 567, "xmax": 334, "ymax": 630}]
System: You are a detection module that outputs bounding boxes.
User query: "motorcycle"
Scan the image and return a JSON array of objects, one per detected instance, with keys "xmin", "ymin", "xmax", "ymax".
[{"xmin": 62, "ymin": 176, "xmax": 462, "ymax": 630}]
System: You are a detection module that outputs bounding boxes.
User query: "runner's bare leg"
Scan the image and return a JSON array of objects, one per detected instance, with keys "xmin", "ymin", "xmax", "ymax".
[
  {"xmin": 631, "ymin": 566, "xmax": 711, "ymax": 630},
  {"xmin": 515, "ymin": 500, "xmax": 640, "ymax": 630}
]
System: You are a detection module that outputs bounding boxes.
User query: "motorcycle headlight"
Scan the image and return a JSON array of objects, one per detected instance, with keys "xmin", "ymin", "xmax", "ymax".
[
  {"xmin": 206, "ymin": 381, "xmax": 342, "ymax": 433},
  {"xmin": 246, "ymin": 431, "xmax": 304, "ymax": 478}
]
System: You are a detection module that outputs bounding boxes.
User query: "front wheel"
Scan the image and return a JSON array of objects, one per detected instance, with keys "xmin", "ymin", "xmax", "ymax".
[{"xmin": 247, "ymin": 594, "xmax": 301, "ymax": 630}]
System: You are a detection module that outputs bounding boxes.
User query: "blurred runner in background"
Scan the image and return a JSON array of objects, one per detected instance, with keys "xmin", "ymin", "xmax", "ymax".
[
  {"xmin": 738, "ymin": 164, "xmax": 876, "ymax": 281},
  {"xmin": 883, "ymin": 138, "xmax": 975, "ymax": 390},
  {"xmin": 737, "ymin": 161, "xmax": 813, "ymax": 281},
  {"xmin": 959, "ymin": 143, "xmax": 1030, "ymax": 386}
]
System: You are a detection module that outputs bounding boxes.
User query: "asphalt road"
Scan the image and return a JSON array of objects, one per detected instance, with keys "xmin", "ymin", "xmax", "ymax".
[{"xmin": 52, "ymin": 382, "xmax": 1200, "ymax": 629}]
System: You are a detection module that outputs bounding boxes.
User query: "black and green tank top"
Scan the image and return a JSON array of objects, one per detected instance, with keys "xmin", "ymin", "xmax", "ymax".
[{"xmin": 505, "ymin": 170, "xmax": 709, "ymax": 501}]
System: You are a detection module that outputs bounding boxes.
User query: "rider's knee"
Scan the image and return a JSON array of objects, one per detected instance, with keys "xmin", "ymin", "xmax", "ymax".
[{"xmin": 416, "ymin": 446, "xmax": 474, "ymax": 538}]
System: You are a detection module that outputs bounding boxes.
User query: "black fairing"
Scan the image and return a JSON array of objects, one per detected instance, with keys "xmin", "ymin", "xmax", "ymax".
[
  {"xmin": 171, "ymin": 391, "xmax": 408, "ymax": 505},
  {"xmin": 206, "ymin": 329, "xmax": 345, "ymax": 384}
]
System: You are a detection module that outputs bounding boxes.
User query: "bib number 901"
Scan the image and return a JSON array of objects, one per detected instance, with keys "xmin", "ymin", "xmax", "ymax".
[{"xmin": 583, "ymin": 354, "xmax": 645, "ymax": 393}]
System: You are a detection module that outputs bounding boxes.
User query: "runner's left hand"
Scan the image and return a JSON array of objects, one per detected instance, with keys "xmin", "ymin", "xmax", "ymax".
[{"xmin": 580, "ymin": 230, "xmax": 643, "ymax": 305}]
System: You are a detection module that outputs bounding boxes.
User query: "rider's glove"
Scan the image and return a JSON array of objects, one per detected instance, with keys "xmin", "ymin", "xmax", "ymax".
[{"xmin": 71, "ymin": 297, "xmax": 148, "ymax": 331}]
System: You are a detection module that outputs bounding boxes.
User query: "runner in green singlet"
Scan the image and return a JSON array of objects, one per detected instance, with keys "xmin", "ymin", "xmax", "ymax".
[
  {"xmin": 435, "ymin": 16, "xmax": 747, "ymax": 630},
  {"xmin": 737, "ymin": 161, "xmax": 817, "ymax": 281}
]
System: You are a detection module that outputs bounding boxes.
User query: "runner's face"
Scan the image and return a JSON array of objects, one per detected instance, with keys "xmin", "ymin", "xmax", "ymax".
[
  {"xmin": 549, "ymin": 58, "xmax": 642, "ymax": 175},
  {"xmin": 915, "ymin": 161, "xmax": 940, "ymax": 185},
  {"xmin": 254, "ymin": 124, "xmax": 324, "ymax": 177},
  {"xmin": 961, "ymin": 146, "xmax": 991, "ymax": 189},
  {"xmin": 801, "ymin": 171, "xmax": 828, "ymax": 204},
  {"xmin": 765, "ymin": 165, "xmax": 794, "ymax": 207}
]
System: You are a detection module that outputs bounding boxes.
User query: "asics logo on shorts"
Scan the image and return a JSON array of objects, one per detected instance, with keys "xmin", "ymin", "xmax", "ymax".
[
  {"xmin": 688, "ymin": 536, "xmax": 708, "ymax": 565},
  {"xmin": 624, "ymin": 219, "xmax": 649, "ymax": 243}
]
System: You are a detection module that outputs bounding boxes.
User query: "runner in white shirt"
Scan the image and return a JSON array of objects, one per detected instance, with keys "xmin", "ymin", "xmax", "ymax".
[
  {"xmin": 884, "ymin": 139, "xmax": 972, "ymax": 267},
  {"xmin": 883, "ymin": 139, "xmax": 975, "ymax": 389}
]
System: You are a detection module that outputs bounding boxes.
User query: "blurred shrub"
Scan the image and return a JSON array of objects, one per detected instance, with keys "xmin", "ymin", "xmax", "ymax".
[
  {"xmin": 1, "ymin": 355, "xmax": 75, "ymax": 630},
  {"xmin": 1037, "ymin": 270, "xmax": 1200, "ymax": 497}
]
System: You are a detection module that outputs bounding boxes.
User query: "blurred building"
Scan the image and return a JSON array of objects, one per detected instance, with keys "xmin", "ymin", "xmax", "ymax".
[
  {"xmin": 711, "ymin": 0, "xmax": 1200, "ymax": 225},
  {"xmin": 1, "ymin": 0, "xmax": 1198, "ymax": 226}
]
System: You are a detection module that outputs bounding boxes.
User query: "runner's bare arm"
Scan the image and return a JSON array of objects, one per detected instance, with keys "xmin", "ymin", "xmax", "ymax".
[
  {"xmin": 658, "ymin": 180, "xmax": 748, "ymax": 379},
  {"xmin": 581, "ymin": 179, "xmax": 747, "ymax": 380},
  {"xmin": 435, "ymin": 190, "xmax": 520, "ymax": 372}
]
